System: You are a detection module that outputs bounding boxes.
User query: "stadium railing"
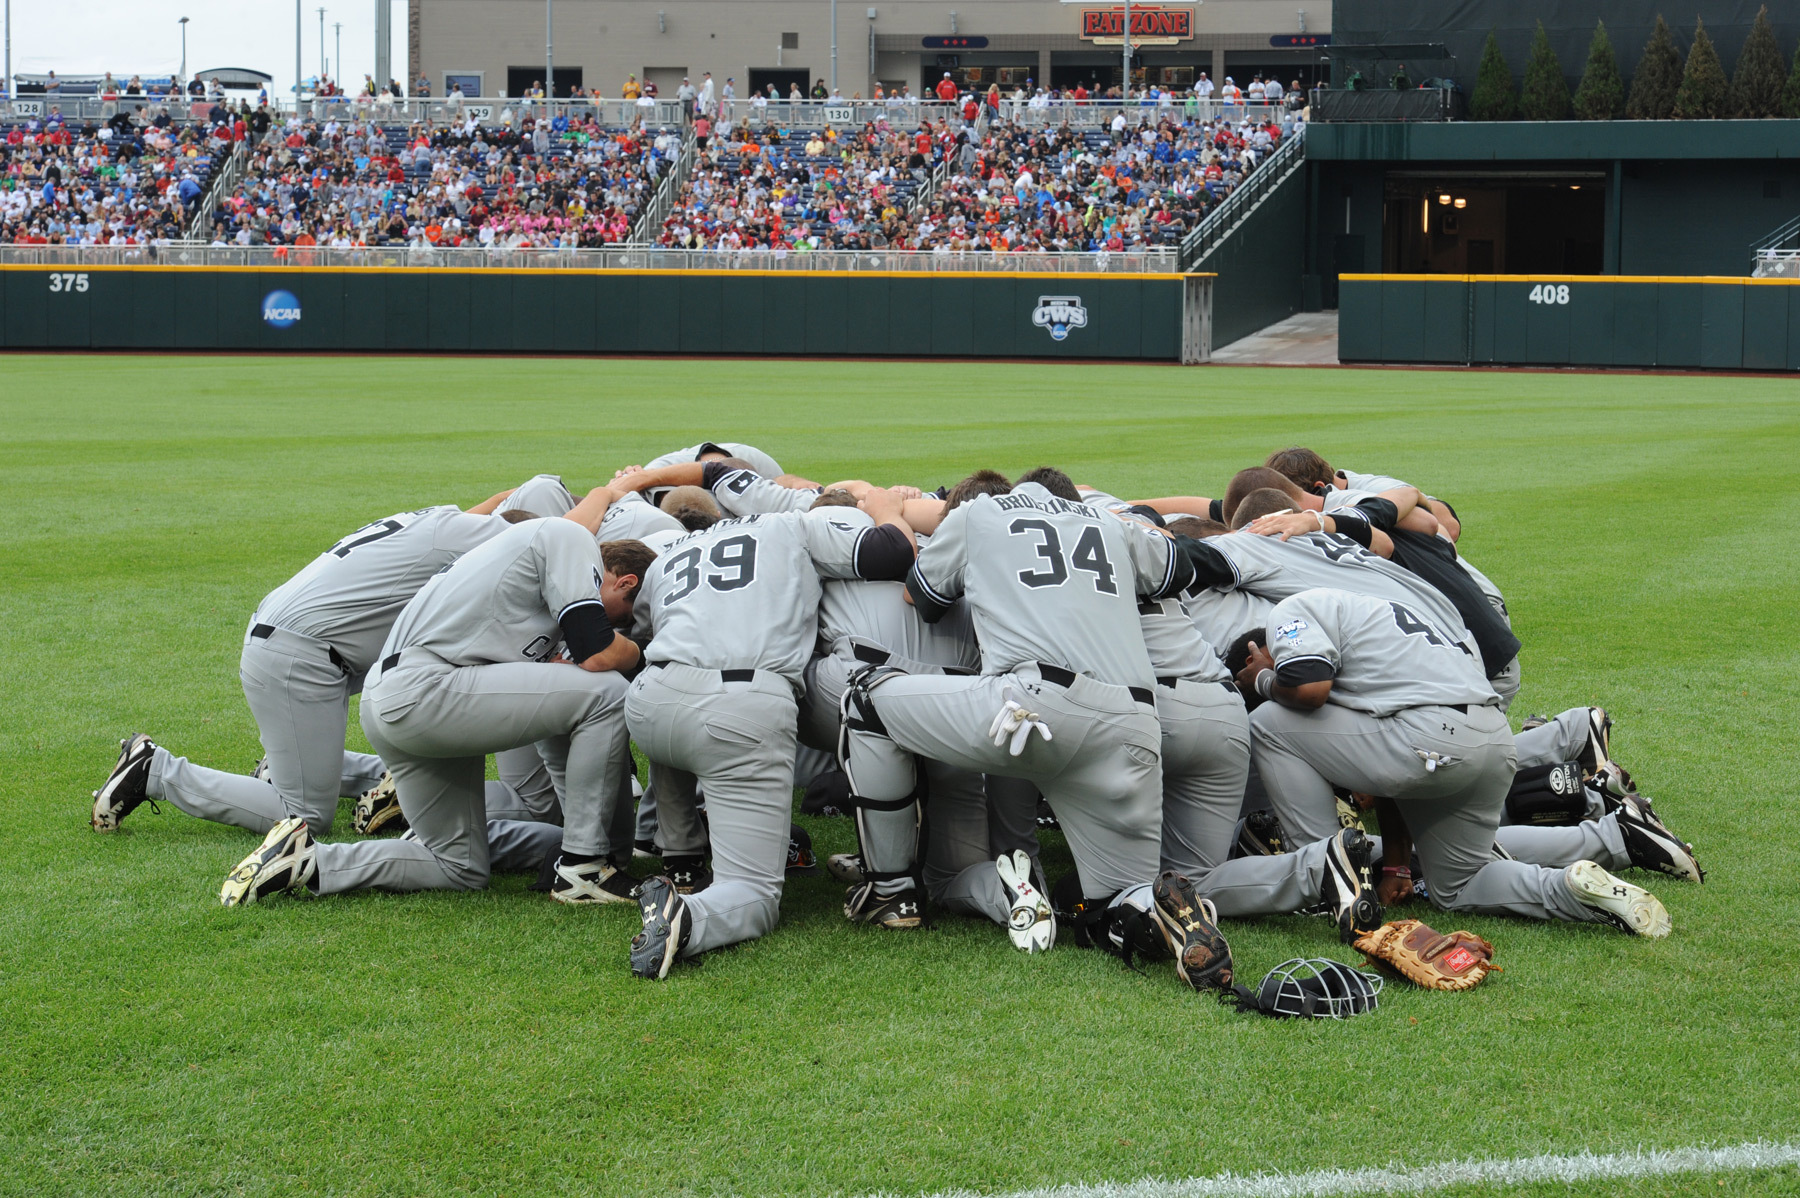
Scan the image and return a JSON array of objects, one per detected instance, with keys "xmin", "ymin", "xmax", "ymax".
[
  {"xmin": 6, "ymin": 95, "xmax": 227, "ymax": 124},
  {"xmin": 1178, "ymin": 123, "xmax": 1305, "ymax": 269},
  {"xmin": 631, "ymin": 125, "xmax": 698, "ymax": 244},
  {"xmin": 1004, "ymin": 99, "xmax": 1292, "ymax": 129},
  {"xmin": 1751, "ymin": 214, "xmax": 1800, "ymax": 278},
  {"xmin": 0, "ymin": 243, "xmax": 1178, "ymax": 272}
]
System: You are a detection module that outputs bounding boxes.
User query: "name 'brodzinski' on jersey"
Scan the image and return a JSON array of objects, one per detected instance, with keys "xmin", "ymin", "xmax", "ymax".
[{"xmin": 991, "ymin": 493, "xmax": 1102, "ymax": 518}]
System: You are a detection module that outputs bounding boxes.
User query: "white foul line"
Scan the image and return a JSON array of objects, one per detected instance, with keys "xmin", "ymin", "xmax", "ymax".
[{"xmin": 898, "ymin": 1141, "xmax": 1800, "ymax": 1198}]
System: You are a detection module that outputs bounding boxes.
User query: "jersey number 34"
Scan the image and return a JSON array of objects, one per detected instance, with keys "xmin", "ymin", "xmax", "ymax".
[{"xmin": 1010, "ymin": 518, "xmax": 1117, "ymax": 594}]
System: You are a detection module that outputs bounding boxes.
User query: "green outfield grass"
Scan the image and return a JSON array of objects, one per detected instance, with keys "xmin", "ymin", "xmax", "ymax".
[{"xmin": 1, "ymin": 355, "xmax": 1796, "ymax": 1198}]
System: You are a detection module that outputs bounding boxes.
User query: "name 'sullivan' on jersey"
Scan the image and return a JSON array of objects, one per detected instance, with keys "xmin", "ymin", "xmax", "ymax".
[{"xmin": 1032, "ymin": 295, "xmax": 1088, "ymax": 341}]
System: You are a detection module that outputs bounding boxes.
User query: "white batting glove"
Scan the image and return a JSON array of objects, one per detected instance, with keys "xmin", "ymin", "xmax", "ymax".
[{"xmin": 989, "ymin": 699, "xmax": 1052, "ymax": 756}]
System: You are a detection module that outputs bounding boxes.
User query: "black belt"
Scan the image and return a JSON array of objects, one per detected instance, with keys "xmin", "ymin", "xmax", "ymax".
[
  {"xmin": 1449, "ymin": 703, "xmax": 1468, "ymax": 714},
  {"xmin": 852, "ymin": 643, "xmax": 890, "ymax": 665},
  {"xmin": 1036, "ymin": 662, "xmax": 1153, "ymax": 707},
  {"xmin": 1155, "ymin": 676, "xmax": 1241, "ymax": 698},
  {"xmin": 252, "ymin": 622, "xmax": 351, "ymax": 675},
  {"xmin": 651, "ymin": 661, "xmax": 755, "ymax": 682},
  {"xmin": 381, "ymin": 652, "xmax": 402, "ymax": 672}
]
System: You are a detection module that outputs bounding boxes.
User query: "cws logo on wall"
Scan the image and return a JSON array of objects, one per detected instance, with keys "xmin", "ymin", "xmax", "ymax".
[
  {"xmin": 261, "ymin": 290, "xmax": 303, "ymax": 329},
  {"xmin": 1032, "ymin": 295, "xmax": 1088, "ymax": 342}
]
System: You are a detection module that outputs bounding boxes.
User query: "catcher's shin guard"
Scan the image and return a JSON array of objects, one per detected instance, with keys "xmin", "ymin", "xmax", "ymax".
[{"xmin": 837, "ymin": 664, "xmax": 917, "ymax": 804}]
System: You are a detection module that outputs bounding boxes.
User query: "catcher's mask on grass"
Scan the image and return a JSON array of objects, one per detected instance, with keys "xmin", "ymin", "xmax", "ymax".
[{"xmin": 1231, "ymin": 958, "xmax": 1383, "ymax": 1019}]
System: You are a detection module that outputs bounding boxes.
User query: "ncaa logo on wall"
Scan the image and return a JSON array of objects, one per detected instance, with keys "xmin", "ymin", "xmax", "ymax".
[
  {"xmin": 262, "ymin": 290, "xmax": 302, "ymax": 328},
  {"xmin": 1032, "ymin": 295, "xmax": 1087, "ymax": 341}
]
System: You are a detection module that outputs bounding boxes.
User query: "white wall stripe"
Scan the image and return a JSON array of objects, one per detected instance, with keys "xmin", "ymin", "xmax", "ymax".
[{"xmin": 897, "ymin": 1141, "xmax": 1800, "ymax": 1198}]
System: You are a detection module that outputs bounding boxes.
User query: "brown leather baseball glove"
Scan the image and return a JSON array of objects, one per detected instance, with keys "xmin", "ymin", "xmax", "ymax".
[{"xmin": 1353, "ymin": 919, "xmax": 1501, "ymax": 991}]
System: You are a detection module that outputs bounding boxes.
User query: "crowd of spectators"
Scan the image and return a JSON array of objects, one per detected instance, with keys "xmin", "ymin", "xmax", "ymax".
[
  {"xmin": 0, "ymin": 107, "xmax": 231, "ymax": 244},
  {"xmin": 896, "ymin": 109, "xmax": 1299, "ymax": 253},
  {"xmin": 206, "ymin": 110, "xmax": 677, "ymax": 248},
  {"xmin": 655, "ymin": 120, "xmax": 930, "ymax": 251}
]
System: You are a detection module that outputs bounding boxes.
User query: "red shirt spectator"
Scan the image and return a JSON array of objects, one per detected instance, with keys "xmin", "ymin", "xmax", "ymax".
[{"xmin": 935, "ymin": 74, "xmax": 958, "ymax": 102}]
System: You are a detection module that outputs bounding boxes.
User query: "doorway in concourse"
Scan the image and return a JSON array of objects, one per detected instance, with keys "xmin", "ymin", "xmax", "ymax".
[
  {"xmin": 748, "ymin": 68, "xmax": 811, "ymax": 99},
  {"xmin": 1383, "ymin": 175, "xmax": 1607, "ymax": 274}
]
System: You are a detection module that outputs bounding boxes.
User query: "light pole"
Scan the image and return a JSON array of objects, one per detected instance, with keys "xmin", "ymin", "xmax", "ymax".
[
  {"xmin": 830, "ymin": 0, "xmax": 837, "ymax": 96},
  {"xmin": 179, "ymin": 17, "xmax": 189, "ymax": 87},
  {"xmin": 545, "ymin": 0, "xmax": 554, "ymax": 100},
  {"xmin": 294, "ymin": 0, "xmax": 302, "ymax": 112},
  {"xmin": 333, "ymin": 22, "xmax": 341, "ymax": 86},
  {"xmin": 317, "ymin": 7, "xmax": 326, "ymax": 86},
  {"xmin": 1121, "ymin": 0, "xmax": 1131, "ymax": 97}
]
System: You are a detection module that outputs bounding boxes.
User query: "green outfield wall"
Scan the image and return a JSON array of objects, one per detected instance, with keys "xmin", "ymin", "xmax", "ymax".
[
  {"xmin": 1338, "ymin": 274, "xmax": 1800, "ymax": 370},
  {"xmin": 0, "ymin": 267, "xmax": 1211, "ymax": 362}
]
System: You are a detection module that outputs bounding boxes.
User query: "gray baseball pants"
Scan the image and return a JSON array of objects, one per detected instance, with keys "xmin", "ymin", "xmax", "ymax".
[
  {"xmin": 1250, "ymin": 700, "xmax": 1600, "ymax": 923},
  {"xmin": 845, "ymin": 664, "xmax": 1163, "ymax": 909},
  {"xmin": 146, "ymin": 626, "xmax": 386, "ymax": 835},
  {"xmin": 317, "ymin": 657, "xmax": 629, "ymax": 894},
  {"xmin": 626, "ymin": 663, "xmax": 799, "ymax": 957}
]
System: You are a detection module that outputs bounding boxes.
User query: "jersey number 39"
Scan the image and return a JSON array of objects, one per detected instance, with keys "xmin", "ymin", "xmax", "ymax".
[{"xmin": 663, "ymin": 534, "xmax": 759, "ymax": 605}]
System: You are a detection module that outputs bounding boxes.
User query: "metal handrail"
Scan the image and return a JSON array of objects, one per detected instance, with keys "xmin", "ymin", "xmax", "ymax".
[
  {"xmin": 187, "ymin": 138, "xmax": 250, "ymax": 239},
  {"xmin": 1178, "ymin": 125, "xmax": 1306, "ymax": 269},
  {"xmin": 631, "ymin": 126, "xmax": 697, "ymax": 245},
  {"xmin": 0, "ymin": 243, "xmax": 1178, "ymax": 272}
]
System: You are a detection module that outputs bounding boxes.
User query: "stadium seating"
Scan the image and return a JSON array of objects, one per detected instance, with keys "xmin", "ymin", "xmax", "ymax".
[
  {"xmin": 209, "ymin": 113, "xmax": 675, "ymax": 247},
  {"xmin": 0, "ymin": 113, "xmax": 224, "ymax": 244},
  {"xmin": 655, "ymin": 120, "xmax": 939, "ymax": 251}
]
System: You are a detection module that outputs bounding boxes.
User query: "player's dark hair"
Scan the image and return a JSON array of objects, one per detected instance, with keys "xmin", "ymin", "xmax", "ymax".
[
  {"xmin": 1017, "ymin": 467, "xmax": 1079, "ymax": 501},
  {"xmin": 600, "ymin": 539, "xmax": 658, "ymax": 602},
  {"xmin": 1167, "ymin": 516, "xmax": 1228, "ymax": 539},
  {"xmin": 1265, "ymin": 447, "xmax": 1333, "ymax": 490},
  {"xmin": 1223, "ymin": 467, "xmax": 1305, "ymax": 523},
  {"xmin": 1230, "ymin": 487, "xmax": 1301, "ymax": 529},
  {"xmin": 809, "ymin": 488, "xmax": 860, "ymax": 510},
  {"xmin": 1223, "ymin": 629, "xmax": 1262, "ymax": 676},
  {"xmin": 660, "ymin": 485, "xmax": 722, "ymax": 531},
  {"xmin": 944, "ymin": 469, "xmax": 1013, "ymax": 512},
  {"xmin": 498, "ymin": 509, "xmax": 540, "ymax": 524}
]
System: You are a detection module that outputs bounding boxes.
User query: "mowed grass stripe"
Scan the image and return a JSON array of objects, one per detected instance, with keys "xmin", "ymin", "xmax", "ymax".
[{"xmin": 0, "ymin": 356, "xmax": 1796, "ymax": 1197}]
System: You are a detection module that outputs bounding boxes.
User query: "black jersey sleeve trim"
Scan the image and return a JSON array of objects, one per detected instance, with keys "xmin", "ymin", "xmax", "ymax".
[
  {"xmin": 1352, "ymin": 496, "xmax": 1399, "ymax": 532},
  {"xmin": 1333, "ymin": 516, "xmax": 1373, "ymax": 549},
  {"xmin": 1171, "ymin": 536, "xmax": 1235, "ymax": 591},
  {"xmin": 854, "ymin": 523, "xmax": 914, "ymax": 581},
  {"xmin": 906, "ymin": 564, "xmax": 955, "ymax": 624},
  {"xmin": 558, "ymin": 599, "xmax": 615, "ymax": 661},
  {"xmin": 1274, "ymin": 655, "xmax": 1336, "ymax": 685}
]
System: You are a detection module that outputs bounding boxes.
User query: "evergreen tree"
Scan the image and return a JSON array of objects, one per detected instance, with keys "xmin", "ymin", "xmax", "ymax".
[
  {"xmin": 1783, "ymin": 42, "xmax": 1800, "ymax": 118},
  {"xmin": 1572, "ymin": 20, "xmax": 1624, "ymax": 119},
  {"xmin": 1730, "ymin": 6, "xmax": 1785, "ymax": 118},
  {"xmin": 1672, "ymin": 18, "xmax": 1729, "ymax": 118},
  {"xmin": 1520, "ymin": 21, "xmax": 1572, "ymax": 119},
  {"xmin": 1626, "ymin": 15, "xmax": 1681, "ymax": 119},
  {"xmin": 1470, "ymin": 30, "xmax": 1518, "ymax": 121}
]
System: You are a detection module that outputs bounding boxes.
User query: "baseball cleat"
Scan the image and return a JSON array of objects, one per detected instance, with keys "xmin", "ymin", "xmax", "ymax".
[
  {"xmin": 632, "ymin": 838, "xmax": 661, "ymax": 860},
  {"xmin": 1579, "ymin": 707, "xmax": 1636, "ymax": 796},
  {"xmin": 629, "ymin": 876, "xmax": 690, "ymax": 979},
  {"xmin": 843, "ymin": 882, "xmax": 925, "ymax": 929},
  {"xmin": 1149, "ymin": 872, "xmax": 1233, "ymax": 991},
  {"xmin": 826, "ymin": 852, "xmax": 867, "ymax": 884},
  {"xmin": 996, "ymin": 850, "xmax": 1054, "ymax": 952},
  {"xmin": 1321, "ymin": 828, "xmax": 1384, "ymax": 943},
  {"xmin": 1566, "ymin": 859, "xmax": 1671, "ymax": 938},
  {"xmin": 1234, "ymin": 809, "xmax": 1287, "ymax": 857},
  {"xmin": 786, "ymin": 824, "xmax": 820, "ymax": 875},
  {"xmin": 220, "ymin": 816, "xmax": 316, "ymax": 906},
  {"xmin": 1035, "ymin": 797, "xmax": 1060, "ymax": 831},
  {"xmin": 549, "ymin": 856, "xmax": 637, "ymax": 904},
  {"xmin": 1610, "ymin": 793, "xmax": 1704, "ymax": 883},
  {"xmin": 352, "ymin": 772, "xmax": 406, "ymax": 835},
  {"xmin": 252, "ymin": 757, "xmax": 272, "ymax": 783},
  {"xmin": 92, "ymin": 734, "xmax": 159, "ymax": 831},
  {"xmin": 1519, "ymin": 713, "xmax": 1551, "ymax": 732},
  {"xmin": 662, "ymin": 854, "xmax": 712, "ymax": 895}
]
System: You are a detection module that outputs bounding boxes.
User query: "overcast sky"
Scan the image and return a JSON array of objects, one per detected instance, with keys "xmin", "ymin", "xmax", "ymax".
[{"xmin": 7, "ymin": 0, "xmax": 403, "ymax": 96}]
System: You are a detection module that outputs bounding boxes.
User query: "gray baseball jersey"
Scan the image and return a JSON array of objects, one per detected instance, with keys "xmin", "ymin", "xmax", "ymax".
[
  {"xmin": 598, "ymin": 491, "xmax": 685, "ymax": 541},
  {"xmin": 1184, "ymin": 584, "xmax": 1275, "ymax": 651},
  {"xmin": 1139, "ymin": 596, "xmax": 1230, "ymax": 683},
  {"xmin": 497, "ymin": 473, "xmax": 578, "ymax": 518},
  {"xmin": 709, "ymin": 466, "xmax": 820, "ymax": 517},
  {"xmin": 646, "ymin": 441, "xmax": 782, "ymax": 479},
  {"xmin": 1196, "ymin": 530, "xmax": 1473, "ymax": 651},
  {"xmin": 381, "ymin": 517, "xmax": 607, "ymax": 667},
  {"xmin": 906, "ymin": 482, "xmax": 1181, "ymax": 689},
  {"xmin": 819, "ymin": 527, "xmax": 980, "ymax": 671},
  {"xmin": 637, "ymin": 509, "xmax": 871, "ymax": 684},
  {"xmin": 256, "ymin": 505, "xmax": 513, "ymax": 673},
  {"xmin": 1338, "ymin": 468, "xmax": 1410, "ymax": 494},
  {"xmin": 1264, "ymin": 588, "xmax": 1497, "ymax": 717},
  {"xmin": 1321, "ymin": 487, "xmax": 1389, "ymax": 513}
]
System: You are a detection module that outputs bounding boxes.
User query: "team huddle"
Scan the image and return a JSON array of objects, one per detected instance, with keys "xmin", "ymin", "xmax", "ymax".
[{"xmin": 91, "ymin": 440, "xmax": 1704, "ymax": 988}]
